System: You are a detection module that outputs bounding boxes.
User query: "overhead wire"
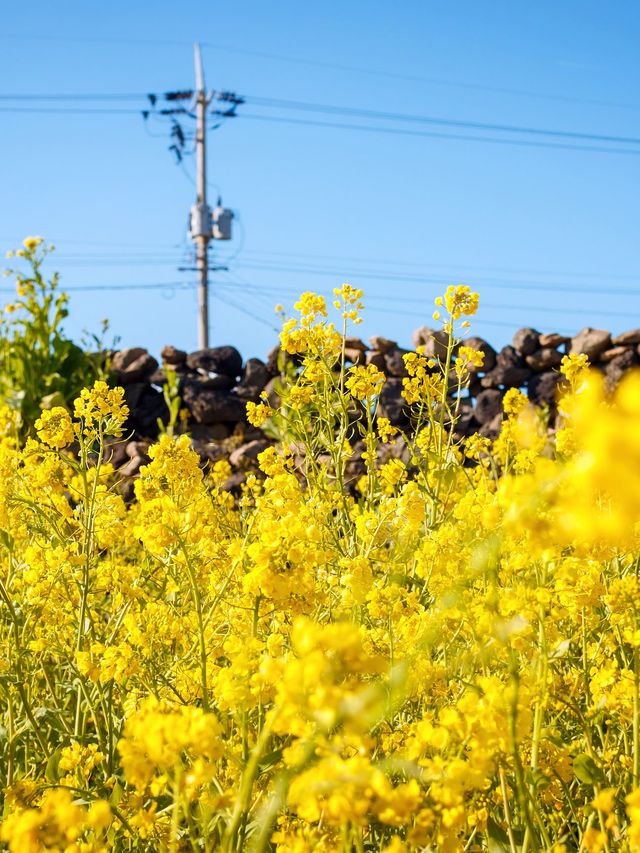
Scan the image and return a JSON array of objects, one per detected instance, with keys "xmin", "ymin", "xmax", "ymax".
[
  {"xmin": 1, "ymin": 89, "xmax": 639, "ymax": 157},
  {"xmin": 230, "ymin": 259, "xmax": 640, "ymax": 297},
  {"xmin": 5, "ymin": 238, "xmax": 640, "ymax": 298},
  {"xmin": 4, "ymin": 251, "xmax": 639, "ymax": 298},
  {"xmin": 3, "ymin": 90, "xmax": 638, "ymax": 147},
  {"xmin": 216, "ymin": 247, "xmax": 640, "ymax": 282},
  {"xmin": 1, "ymin": 33, "xmax": 637, "ymax": 113},
  {"xmin": 199, "ymin": 43, "xmax": 640, "ymax": 114},
  {"xmin": 0, "ymin": 92, "xmax": 147, "ymax": 101},
  {"xmin": 0, "ymin": 106, "xmax": 144, "ymax": 114},
  {"xmin": 211, "ymin": 290, "xmax": 280, "ymax": 331},
  {"xmin": 0, "ymin": 237, "xmax": 182, "ymax": 248},
  {"xmin": 212, "ymin": 281, "xmax": 581, "ymax": 334},
  {"xmin": 49, "ymin": 281, "xmax": 194, "ymax": 292},
  {"xmin": 0, "ymin": 75, "xmax": 636, "ymax": 328},
  {"xmin": 213, "ymin": 278, "xmax": 637, "ymax": 320},
  {"xmin": 238, "ymin": 113, "xmax": 640, "ymax": 157},
  {"xmin": 243, "ymin": 95, "xmax": 640, "ymax": 147},
  {"xmin": 7, "ymin": 241, "xmax": 639, "ymax": 285}
]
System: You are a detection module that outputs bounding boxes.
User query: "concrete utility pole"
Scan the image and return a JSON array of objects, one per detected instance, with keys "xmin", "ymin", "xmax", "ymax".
[
  {"xmin": 146, "ymin": 49, "xmax": 238, "ymax": 347},
  {"xmin": 194, "ymin": 42, "xmax": 210, "ymax": 349}
]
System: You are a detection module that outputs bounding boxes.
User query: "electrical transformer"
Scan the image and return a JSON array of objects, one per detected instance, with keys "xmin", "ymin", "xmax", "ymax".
[
  {"xmin": 212, "ymin": 206, "xmax": 233, "ymax": 241},
  {"xmin": 189, "ymin": 203, "xmax": 211, "ymax": 239}
]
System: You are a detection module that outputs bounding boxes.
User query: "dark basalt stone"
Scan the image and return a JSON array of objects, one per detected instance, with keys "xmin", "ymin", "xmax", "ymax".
[
  {"xmin": 186, "ymin": 345, "xmax": 243, "ymax": 379},
  {"xmin": 474, "ymin": 389, "xmax": 504, "ymax": 425},
  {"xmin": 182, "ymin": 382, "xmax": 247, "ymax": 424},
  {"xmin": 527, "ymin": 372, "xmax": 564, "ymax": 407}
]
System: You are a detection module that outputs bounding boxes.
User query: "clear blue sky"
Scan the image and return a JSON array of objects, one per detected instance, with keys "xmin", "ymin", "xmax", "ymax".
[{"xmin": 1, "ymin": 1, "xmax": 639, "ymax": 360}]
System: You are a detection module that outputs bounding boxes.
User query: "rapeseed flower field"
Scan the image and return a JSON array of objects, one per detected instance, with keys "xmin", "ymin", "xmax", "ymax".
[{"xmin": 2, "ymin": 244, "xmax": 640, "ymax": 851}]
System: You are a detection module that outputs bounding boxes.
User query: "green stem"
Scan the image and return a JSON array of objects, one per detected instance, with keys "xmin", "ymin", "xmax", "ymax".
[
  {"xmin": 634, "ymin": 648, "xmax": 639, "ymax": 787},
  {"xmin": 0, "ymin": 579, "xmax": 50, "ymax": 758},
  {"xmin": 178, "ymin": 537, "xmax": 210, "ymax": 712},
  {"xmin": 223, "ymin": 714, "xmax": 275, "ymax": 853}
]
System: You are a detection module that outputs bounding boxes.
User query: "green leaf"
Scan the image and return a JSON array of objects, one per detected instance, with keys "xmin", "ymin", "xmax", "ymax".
[
  {"xmin": 549, "ymin": 638, "xmax": 571, "ymax": 659},
  {"xmin": 110, "ymin": 780, "xmax": 125, "ymax": 807},
  {"xmin": 258, "ymin": 747, "xmax": 284, "ymax": 776},
  {"xmin": 525, "ymin": 766, "xmax": 550, "ymax": 791},
  {"xmin": 486, "ymin": 817, "xmax": 514, "ymax": 853},
  {"xmin": 573, "ymin": 753, "xmax": 602, "ymax": 784},
  {"xmin": 45, "ymin": 748, "xmax": 61, "ymax": 783},
  {"xmin": 40, "ymin": 391, "xmax": 66, "ymax": 410}
]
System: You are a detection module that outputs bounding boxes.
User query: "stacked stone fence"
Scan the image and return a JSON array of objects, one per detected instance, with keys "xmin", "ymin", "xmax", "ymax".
[{"xmin": 106, "ymin": 324, "xmax": 640, "ymax": 492}]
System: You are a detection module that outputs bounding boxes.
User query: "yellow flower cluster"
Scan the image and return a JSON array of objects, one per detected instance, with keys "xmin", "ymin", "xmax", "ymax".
[
  {"xmin": 74, "ymin": 380, "xmax": 129, "ymax": 435},
  {"xmin": 118, "ymin": 697, "xmax": 224, "ymax": 792},
  {"xmin": 333, "ymin": 282, "xmax": 364, "ymax": 324},
  {"xmin": 3, "ymin": 285, "xmax": 640, "ymax": 852},
  {"xmin": 443, "ymin": 284, "xmax": 480, "ymax": 319},
  {"xmin": 345, "ymin": 363, "xmax": 386, "ymax": 400},
  {"xmin": 246, "ymin": 399, "xmax": 274, "ymax": 427},
  {"xmin": 34, "ymin": 405, "xmax": 74, "ymax": 448},
  {"xmin": 0, "ymin": 789, "xmax": 111, "ymax": 853}
]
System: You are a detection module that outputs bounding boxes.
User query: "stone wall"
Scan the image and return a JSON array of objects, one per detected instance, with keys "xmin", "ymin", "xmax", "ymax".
[{"xmin": 106, "ymin": 324, "xmax": 640, "ymax": 490}]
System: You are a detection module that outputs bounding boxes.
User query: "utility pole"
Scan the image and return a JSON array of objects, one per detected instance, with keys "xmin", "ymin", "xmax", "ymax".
[
  {"xmin": 144, "ymin": 49, "xmax": 240, "ymax": 346},
  {"xmin": 194, "ymin": 42, "xmax": 210, "ymax": 350},
  {"xmin": 147, "ymin": 44, "xmax": 238, "ymax": 348}
]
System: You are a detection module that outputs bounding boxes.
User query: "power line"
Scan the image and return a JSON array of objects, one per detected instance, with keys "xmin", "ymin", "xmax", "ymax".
[
  {"xmin": 213, "ymin": 280, "xmax": 637, "ymax": 319},
  {"xmin": 0, "ymin": 237, "xmax": 182, "ymax": 248},
  {"xmin": 231, "ymin": 260, "xmax": 640, "ymax": 296},
  {"xmin": 0, "ymin": 33, "xmax": 193, "ymax": 46},
  {"xmin": 211, "ymin": 290, "xmax": 279, "ymax": 331},
  {"xmin": 5, "ymin": 241, "xmax": 639, "ymax": 295},
  {"xmin": 219, "ymin": 247, "xmax": 640, "ymax": 282},
  {"xmin": 54, "ymin": 281, "xmax": 194, "ymax": 292},
  {"xmin": 243, "ymin": 95, "xmax": 640, "ymax": 148},
  {"xmin": 17, "ymin": 240, "xmax": 637, "ymax": 283},
  {"xmin": 2, "ymin": 89, "xmax": 639, "ymax": 153},
  {"xmin": 28, "ymin": 253, "xmax": 640, "ymax": 294},
  {"xmin": 199, "ymin": 43, "xmax": 640, "ymax": 114},
  {"xmin": 239, "ymin": 113, "xmax": 640, "ymax": 157},
  {"xmin": 212, "ymin": 282, "xmax": 580, "ymax": 334},
  {"xmin": 0, "ymin": 92, "xmax": 146, "ymax": 101},
  {"xmin": 4, "ymin": 254, "xmax": 638, "ymax": 297},
  {"xmin": 28, "ymin": 259, "xmax": 186, "ymax": 267},
  {"xmin": 0, "ymin": 106, "xmax": 143, "ymax": 114},
  {"xmin": 2, "ymin": 33, "xmax": 636, "ymax": 113}
]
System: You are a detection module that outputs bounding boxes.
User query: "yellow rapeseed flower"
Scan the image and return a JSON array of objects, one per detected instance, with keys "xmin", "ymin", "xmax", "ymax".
[
  {"xmin": 34, "ymin": 406, "xmax": 74, "ymax": 449},
  {"xmin": 345, "ymin": 364, "xmax": 385, "ymax": 400}
]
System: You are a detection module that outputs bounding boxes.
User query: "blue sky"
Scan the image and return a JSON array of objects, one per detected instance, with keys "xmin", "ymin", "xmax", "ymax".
[{"xmin": 1, "ymin": 1, "xmax": 639, "ymax": 360}]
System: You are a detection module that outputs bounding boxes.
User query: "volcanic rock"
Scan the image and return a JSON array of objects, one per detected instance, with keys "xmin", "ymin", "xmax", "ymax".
[
  {"xmin": 474, "ymin": 389, "xmax": 504, "ymax": 425},
  {"xmin": 570, "ymin": 328, "xmax": 611, "ymax": 362},
  {"xmin": 344, "ymin": 347, "xmax": 366, "ymax": 365},
  {"xmin": 186, "ymin": 346, "xmax": 243, "ymax": 379},
  {"xmin": 527, "ymin": 372, "xmax": 564, "ymax": 407},
  {"xmin": 369, "ymin": 336, "xmax": 397, "ymax": 354},
  {"xmin": 384, "ymin": 348, "xmax": 411, "ymax": 378},
  {"xmin": 538, "ymin": 333, "xmax": 570, "ymax": 348},
  {"xmin": 182, "ymin": 384, "xmax": 247, "ymax": 424},
  {"xmin": 605, "ymin": 348, "xmax": 638, "ymax": 390},
  {"xmin": 512, "ymin": 327, "xmax": 540, "ymax": 356},
  {"xmin": 123, "ymin": 383, "xmax": 168, "ymax": 436},
  {"xmin": 599, "ymin": 346, "xmax": 633, "ymax": 364},
  {"xmin": 160, "ymin": 345, "xmax": 187, "ymax": 366},
  {"xmin": 378, "ymin": 378, "xmax": 408, "ymax": 426},
  {"xmin": 111, "ymin": 348, "xmax": 158, "ymax": 384},
  {"xmin": 612, "ymin": 329, "xmax": 640, "ymax": 346},
  {"xmin": 525, "ymin": 348, "xmax": 564, "ymax": 371},
  {"xmin": 229, "ymin": 439, "xmax": 272, "ymax": 468}
]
